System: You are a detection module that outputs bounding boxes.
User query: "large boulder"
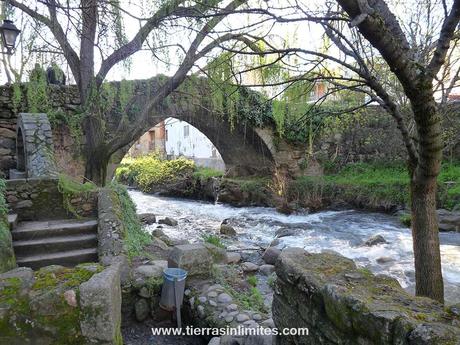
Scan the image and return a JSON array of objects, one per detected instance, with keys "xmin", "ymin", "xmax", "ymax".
[
  {"xmin": 159, "ymin": 217, "xmax": 178, "ymax": 226},
  {"xmin": 262, "ymin": 247, "xmax": 281, "ymax": 265},
  {"xmin": 220, "ymin": 223, "xmax": 237, "ymax": 236},
  {"xmin": 437, "ymin": 209, "xmax": 460, "ymax": 232},
  {"xmin": 138, "ymin": 213, "xmax": 156, "ymax": 225},
  {"xmin": 168, "ymin": 244, "xmax": 213, "ymax": 277},
  {"xmin": 363, "ymin": 234, "xmax": 387, "ymax": 246}
]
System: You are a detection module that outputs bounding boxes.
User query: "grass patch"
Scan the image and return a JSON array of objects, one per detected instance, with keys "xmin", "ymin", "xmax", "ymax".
[
  {"xmin": 288, "ymin": 162, "xmax": 460, "ymax": 211},
  {"xmin": 193, "ymin": 166, "xmax": 224, "ymax": 179},
  {"xmin": 109, "ymin": 182, "xmax": 151, "ymax": 259},
  {"xmin": 247, "ymin": 275, "xmax": 258, "ymax": 287},
  {"xmin": 201, "ymin": 234, "xmax": 225, "ymax": 249}
]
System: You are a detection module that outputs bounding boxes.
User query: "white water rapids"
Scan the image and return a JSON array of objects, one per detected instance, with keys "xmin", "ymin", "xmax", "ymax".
[{"xmin": 129, "ymin": 189, "xmax": 460, "ymax": 305}]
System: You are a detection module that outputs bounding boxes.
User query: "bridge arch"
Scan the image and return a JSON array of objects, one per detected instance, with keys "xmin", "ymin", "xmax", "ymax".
[{"xmin": 112, "ymin": 109, "xmax": 276, "ymax": 177}]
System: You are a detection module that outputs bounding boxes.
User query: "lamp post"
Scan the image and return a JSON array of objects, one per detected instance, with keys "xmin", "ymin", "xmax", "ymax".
[{"xmin": 0, "ymin": 19, "xmax": 20, "ymax": 54}]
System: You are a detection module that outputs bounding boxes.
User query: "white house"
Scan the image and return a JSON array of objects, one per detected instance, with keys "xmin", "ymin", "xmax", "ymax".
[{"xmin": 165, "ymin": 118, "xmax": 225, "ymax": 171}]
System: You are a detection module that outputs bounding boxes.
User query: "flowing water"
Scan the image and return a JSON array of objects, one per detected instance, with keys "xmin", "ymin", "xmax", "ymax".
[{"xmin": 129, "ymin": 189, "xmax": 460, "ymax": 305}]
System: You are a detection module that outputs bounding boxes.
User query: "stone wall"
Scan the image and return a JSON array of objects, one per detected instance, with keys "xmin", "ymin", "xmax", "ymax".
[
  {"xmin": 0, "ymin": 263, "xmax": 122, "ymax": 345},
  {"xmin": 5, "ymin": 178, "xmax": 97, "ymax": 221},
  {"xmin": 273, "ymin": 248, "xmax": 460, "ymax": 345},
  {"xmin": 315, "ymin": 105, "xmax": 460, "ymax": 167},
  {"xmin": 0, "ymin": 84, "xmax": 81, "ymax": 179},
  {"xmin": 0, "ymin": 180, "xmax": 15, "ymax": 273}
]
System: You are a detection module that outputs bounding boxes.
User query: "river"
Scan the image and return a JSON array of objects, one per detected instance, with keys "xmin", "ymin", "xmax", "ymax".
[{"xmin": 129, "ymin": 189, "xmax": 460, "ymax": 305}]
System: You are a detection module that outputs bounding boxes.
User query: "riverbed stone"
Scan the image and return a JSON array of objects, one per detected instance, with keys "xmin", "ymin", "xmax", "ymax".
[
  {"xmin": 217, "ymin": 292, "xmax": 233, "ymax": 304},
  {"xmin": 208, "ymin": 290, "xmax": 218, "ymax": 298},
  {"xmin": 208, "ymin": 337, "xmax": 221, "ymax": 345},
  {"xmin": 241, "ymin": 262, "xmax": 259, "ymax": 272},
  {"xmin": 226, "ymin": 252, "xmax": 241, "ymax": 264},
  {"xmin": 363, "ymin": 234, "xmax": 387, "ymax": 246},
  {"xmin": 225, "ymin": 315, "xmax": 234, "ymax": 323},
  {"xmin": 159, "ymin": 217, "xmax": 178, "ymax": 226},
  {"xmin": 376, "ymin": 256, "xmax": 395, "ymax": 264},
  {"xmin": 138, "ymin": 213, "xmax": 156, "ymax": 225},
  {"xmin": 168, "ymin": 244, "xmax": 213, "ymax": 277},
  {"xmin": 260, "ymin": 264, "xmax": 275, "ymax": 275},
  {"xmin": 437, "ymin": 209, "xmax": 460, "ymax": 232},
  {"xmin": 135, "ymin": 298, "xmax": 150, "ymax": 322},
  {"xmin": 220, "ymin": 223, "xmax": 237, "ymax": 236},
  {"xmin": 263, "ymin": 247, "xmax": 281, "ymax": 265},
  {"xmin": 197, "ymin": 305, "xmax": 205, "ymax": 318},
  {"xmin": 226, "ymin": 304, "xmax": 238, "ymax": 312},
  {"xmin": 275, "ymin": 228, "xmax": 297, "ymax": 238},
  {"xmin": 236, "ymin": 313, "xmax": 250, "ymax": 322},
  {"xmin": 198, "ymin": 296, "xmax": 207, "ymax": 303}
]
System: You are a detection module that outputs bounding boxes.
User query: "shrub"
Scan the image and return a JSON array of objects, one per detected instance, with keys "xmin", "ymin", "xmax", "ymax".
[
  {"xmin": 109, "ymin": 182, "xmax": 151, "ymax": 259},
  {"xmin": 193, "ymin": 167, "xmax": 224, "ymax": 179},
  {"xmin": 201, "ymin": 233, "xmax": 225, "ymax": 249},
  {"xmin": 247, "ymin": 275, "xmax": 258, "ymax": 287},
  {"xmin": 114, "ymin": 154, "xmax": 195, "ymax": 192}
]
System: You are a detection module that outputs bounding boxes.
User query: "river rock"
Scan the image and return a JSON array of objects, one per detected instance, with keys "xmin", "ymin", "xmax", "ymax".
[
  {"xmin": 275, "ymin": 228, "xmax": 297, "ymax": 238},
  {"xmin": 204, "ymin": 242, "xmax": 227, "ymax": 263},
  {"xmin": 363, "ymin": 234, "xmax": 387, "ymax": 246},
  {"xmin": 138, "ymin": 213, "xmax": 156, "ymax": 225},
  {"xmin": 226, "ymin": 252, "xmax": 241, "ymax": 264},
  {"xmin": 262, "ymin": 247, "xmax": 281, "ymax": 264},
  {"xmin": 376, "ymin": 256, "xmax": 395, "ymax": 264},
  {"xmin": 236, "ymin": 313, "xmax": 250, "ymax": 322},
  {"xmin": 437, "ymin": 209, "xmax": 460, "ymax": 232},
  {"xmin": 151, "ymin": 236, "xmax": 170, "ymax": 250},
  {"xmin": 168, "ymin": 244, "xmax": 213, "ymax": 277},
  {"xmin": 208, "ymin": 337, "xmax": 221, "ymax": 345},
  {"xmin": 260, "ymin": 264, "xmax": 275, "ymax": 276},
  {"xmin": 135, "ymin": 298, "xmax": 150, "ymax": 322},
  {"xmin": 241, "ymin": 262, "xmax": 259, "ymax": 272},
  {"xmin": 159, "ymin": 217, "xmax": 178, "ymax": 226},
  {"xmin": 151, "ymin": 228, "xmax": 166, "ymax": 238},
  {"xmin": 217, "ymin": 293, "xmax": 233, "ymax": 304},
  {"xmin": 220, "ymin": 224, "xmax": 237, "ymax": 236}
]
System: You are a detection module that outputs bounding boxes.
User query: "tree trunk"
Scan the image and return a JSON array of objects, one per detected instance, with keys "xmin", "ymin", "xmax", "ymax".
[
  {"xmin": 410, "ymin": 174, "xmax": 444, "ymax": 303},
  {"xmin": 84, "ymin": 145, "xmax": 109, "ymax": 186},
  {"xmin": 409, "ymin": 86, "xmax": 444, "ymax": 303}
]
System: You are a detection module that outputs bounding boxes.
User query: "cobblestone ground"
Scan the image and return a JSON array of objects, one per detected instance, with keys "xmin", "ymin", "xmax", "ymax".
[{"xmin": 122, "ymin": 319, "xmax": 206, "ymax": 345}]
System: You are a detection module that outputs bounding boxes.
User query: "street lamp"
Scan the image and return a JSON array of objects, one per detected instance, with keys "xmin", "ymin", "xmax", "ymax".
[{"xmin": 0, "ymin": 19, "xmax": 20, "ymax": 54}]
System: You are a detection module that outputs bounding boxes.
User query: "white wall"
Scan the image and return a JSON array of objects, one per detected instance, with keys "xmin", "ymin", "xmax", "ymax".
[{"xmin": 165, "ymin": 117, "xmax": 222, "ymax": 159}]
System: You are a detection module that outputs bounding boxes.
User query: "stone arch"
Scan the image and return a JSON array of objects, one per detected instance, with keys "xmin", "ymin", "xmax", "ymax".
[
  {"xmin": 14, "ymin": 113, "xmax": 57, "ymax": 178},
  {"xmin": 113, "ymin": 112, "xmax": 276, "ymax": 177}
]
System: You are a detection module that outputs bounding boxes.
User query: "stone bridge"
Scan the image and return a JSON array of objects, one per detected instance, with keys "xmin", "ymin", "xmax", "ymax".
[{"xmin": 0, "ymin": 77, "xmax": 305, "ymax": 180}]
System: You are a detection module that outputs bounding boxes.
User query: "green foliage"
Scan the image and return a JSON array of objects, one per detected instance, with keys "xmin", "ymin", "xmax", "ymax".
[
  {"xmin": 289, "ymin": 162, "xmax": 460, "ymax": 211},
  {"xmin": 399, "ymin": 214, "xmax": 411, "ymax": 227},
  {"xmin": 193, "ymin": 167, "xmax": 224, "ymax": 179},
  {"xmin": 57, "ymin": 174, "xmax": 97, "ymax": 218},
  {"xmin": 211, "ymin": 264, "xmax": 267, "ymax": 314},
  {"xmin": 114, "ymin": 154, "xmax": 195, "ymax": 192},
  {"xmin": 246, "ymin": 275, "xmax": 258, "ymax": 287},
  {"xmin": 201, "ymin": 234, "xmax": 225, "ymax": 249},
  {"xmin": 108, "ymin": 182, "xmax": 151, "ymax": 259},
  {"xmin": 267, "ymin": 273, "xmax": 276, "ymax": 288},
  {"xmin": 0, "ymin": 178, "xmax": 7, "ymax": 217}
]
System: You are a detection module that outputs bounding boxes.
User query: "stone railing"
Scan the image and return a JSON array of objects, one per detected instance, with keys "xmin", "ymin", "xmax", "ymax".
[{"xmin": 273, "ymin": 248, "xmax": 460, "ymax": 345}]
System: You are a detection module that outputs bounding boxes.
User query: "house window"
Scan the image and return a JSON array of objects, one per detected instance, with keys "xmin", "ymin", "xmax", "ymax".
[
  {"xmin": 165, "ymin": 130, "xmax": 168, "ymax": 141},
  {"xmin": 184, "ymin": 125, "xmax": 189, "ymax": 138}
]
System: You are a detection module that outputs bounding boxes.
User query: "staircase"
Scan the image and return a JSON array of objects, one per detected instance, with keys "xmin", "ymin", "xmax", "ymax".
[{"xmin": 11, "ymin": 218, "xmax": 98, "ymax": 270}]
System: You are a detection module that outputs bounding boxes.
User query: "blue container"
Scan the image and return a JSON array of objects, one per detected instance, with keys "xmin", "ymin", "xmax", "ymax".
[
  {"xmin": 163, "ymin": 268, "xmax": 187, "ymax": 282},
  {"xmin": 160, "ymin": 268, "xmax": 188, "ymax": 311}
]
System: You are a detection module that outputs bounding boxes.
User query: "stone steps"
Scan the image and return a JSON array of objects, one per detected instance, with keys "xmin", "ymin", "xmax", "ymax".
[
  {"xmin": 12, "ymin": 219, "xmax": 98, "ymax": 270},
  {"xmin": 15, "ymin": 248, "xmax": 98, "ymax": 270},
  {"xmin": 12, "ymin": 219, "xmax": 98, "ymax": 241}
]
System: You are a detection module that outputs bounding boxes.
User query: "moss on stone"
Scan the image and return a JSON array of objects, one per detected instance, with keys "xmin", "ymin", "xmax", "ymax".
[{"xmin": 0, "ymin": 265, "xmax": 103, "ymax": 344}]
